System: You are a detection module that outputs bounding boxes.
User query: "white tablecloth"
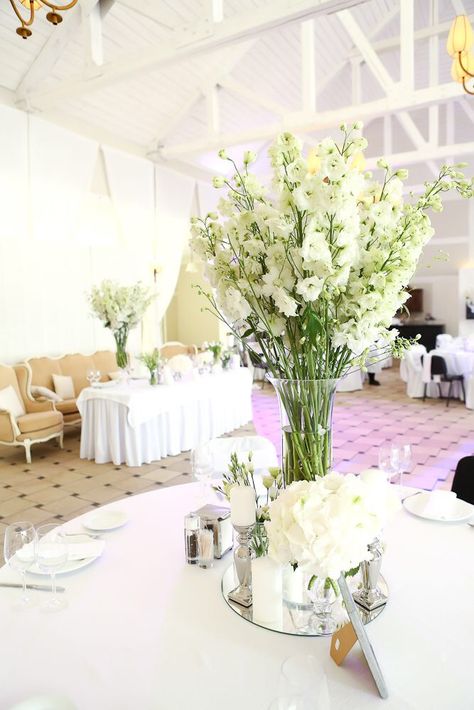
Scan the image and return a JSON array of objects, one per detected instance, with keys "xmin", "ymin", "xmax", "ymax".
[
  {"xmin": 0, "ymin": 484, "xmax": 472, "ymax": 709},
  {"xmin": 77, "ymin": 368, "xmax": 253, "ymax": 466}
]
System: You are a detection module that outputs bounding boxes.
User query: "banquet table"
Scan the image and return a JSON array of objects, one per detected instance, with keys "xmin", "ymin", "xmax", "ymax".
[
  {"xmin": 1, "ymin": 483, "xmax": 473, "ymax": 710},
  {"xmin": 77, "ymin": 367, "xmax": 253, "ymax": 466}
]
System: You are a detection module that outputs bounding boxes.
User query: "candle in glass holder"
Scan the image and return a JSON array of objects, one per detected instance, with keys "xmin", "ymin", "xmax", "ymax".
[
  {"xmin": 230, "ymin": 485, "xmax": 255, "ymax": 527},
  {"xmin": 252, "ymin": 556, "xmax": 282, "ymax": 624}
]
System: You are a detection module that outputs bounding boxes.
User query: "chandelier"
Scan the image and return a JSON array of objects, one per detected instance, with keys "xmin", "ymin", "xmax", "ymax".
[
  {"xmin": 447, "ymin": 15, "xmax": 474, "ymax": 96},
  {"xmin": 9, "ymin": 0, "xmax": 79, "ymax": 39}
]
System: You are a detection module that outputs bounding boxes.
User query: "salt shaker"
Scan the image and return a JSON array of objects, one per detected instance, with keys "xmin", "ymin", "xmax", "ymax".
[{"xmin": 184, "ymin": 512, "xmax": 200, "ymax": 565}]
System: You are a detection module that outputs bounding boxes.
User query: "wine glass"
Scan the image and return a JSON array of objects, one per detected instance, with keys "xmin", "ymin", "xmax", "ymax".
[
  {"xmin": 191, "ymin": 444, "xmax": 215, "ymax": 501},
  {"xmin": 36, "ymin": 524, "xmax": 68, "ymax": 611},
  {"xmin": 93, "ymin": 369, "xmax": 101, "ymax": 384},
  {"xmin": 269, "ymin": 654, "xmax": 330, "ymax": 709},
  {"xmin": 86, "ymin": 369, "xmax": 95, "ymax": 386},
  {"xmin": 3, "ymin": 522, "xmax": 37, "ymax": 608},
  {"xmin": 396, "ymin": 442, "xmax": 412, "ymax": 494},
  {"xmin": 378, "ymin": 446, "xmax": 400, "ymax": 485}
]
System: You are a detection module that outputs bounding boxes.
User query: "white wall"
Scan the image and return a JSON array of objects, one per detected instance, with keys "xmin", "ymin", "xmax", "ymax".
[
  {"xmin": 0, "ymin": 105, "xmax": 195, "ymax": 364},
  {"xmin": 409, "ymin": 275, "xmax": 459, "ymax": 336}
]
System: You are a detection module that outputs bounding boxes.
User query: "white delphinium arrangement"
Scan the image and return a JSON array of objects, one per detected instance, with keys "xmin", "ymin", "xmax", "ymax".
[
  {"xmin": 265, "ymin": 470, "xmax": 399, "ymax": 586},
  {"xmin": 88, "ymin": 280, "xmax": 155, "ymax": 369},
  {"xmin": 190, "ymin": 124, "xmax": 473, "ymax": 481}
]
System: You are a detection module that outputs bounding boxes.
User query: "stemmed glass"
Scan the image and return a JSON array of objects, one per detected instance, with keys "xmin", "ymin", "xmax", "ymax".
[
  {"xmin": 191, "ymin": 445, "xmax": 215, "ymax": 502},
  {"xmin": 268, "ymin": 654, "xmax": 330, "ymax": 709},
  {"xmin": 36, "ymin": 524, "xmax": 68, "ymax": 611},
  {"xmin": 395, "ymin": 442, "xmax": 412, "ymax": 495},
  {"xmin": 87, "ymin": 370, "xmax": 101, "ymax": 386},
  {"xmin": 378, "ymin": 446, "xmax": 401, "ymax": 485},
  {"xmin": 3, "ymin": 522, "xmax": 37, "ymax": 608}
]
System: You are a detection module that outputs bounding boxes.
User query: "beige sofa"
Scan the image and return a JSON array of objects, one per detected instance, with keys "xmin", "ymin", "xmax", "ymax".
[
  {"xmin": 0, "ymin": 363, "xmax": 63, "ymax": 463},
  {"xmin": 27, "ymin": 350, "xmax": 118, "ymax": 425}
]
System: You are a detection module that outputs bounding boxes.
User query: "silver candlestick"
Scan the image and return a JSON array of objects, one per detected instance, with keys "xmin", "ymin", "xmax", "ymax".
[
  {"xmin": 227, "ymin": 523, "xmax": 255, "ymax": 608},
  {"xmin": 353, "ymin": 537, "xmax": 388, "ymax": 612}
]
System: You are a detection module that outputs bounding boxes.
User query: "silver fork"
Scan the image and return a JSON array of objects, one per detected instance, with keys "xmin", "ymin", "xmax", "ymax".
[{"xmin": 64, "ymin": 532, "xmax": 101, "ymax": 540}]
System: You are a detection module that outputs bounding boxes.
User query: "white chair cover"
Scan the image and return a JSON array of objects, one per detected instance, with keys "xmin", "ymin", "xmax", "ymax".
[
  {"xmin": 466, "ymin": 375, "xmax": 474, "ymax": 409},
  {"xmin": 203, "ymin": 435, "xmax": 278, "ymax": 476},
  {"xmin": 436, "ymin": 334, "xmax": 453, "ymax": 349},
  {"xmin": 400, "ymin": 344, "xmax": 433, "ymax": 398},
  {"xmin": 337, "ymin": 369, "xmax": 364, "ymax": 392}
]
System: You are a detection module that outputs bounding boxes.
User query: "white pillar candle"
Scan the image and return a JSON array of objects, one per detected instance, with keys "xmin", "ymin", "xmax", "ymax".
[
  {"xmin": 252, "ymin": 556, "xmax": 282, "ymax": 625},
  {"xmin": 230, "ymin": 485, "xmax": 255, "ymax": 527}
]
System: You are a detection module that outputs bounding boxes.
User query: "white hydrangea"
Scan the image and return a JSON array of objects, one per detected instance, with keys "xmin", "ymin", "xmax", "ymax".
[{"xmin": 265, "ymin": 471, "xmax": 400, "ymax": 581}]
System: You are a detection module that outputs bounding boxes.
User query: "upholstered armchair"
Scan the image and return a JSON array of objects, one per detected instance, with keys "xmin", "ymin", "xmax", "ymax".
[{"xmin": 0, "ymin": 363, "xmax": 63, "ymax": 463}]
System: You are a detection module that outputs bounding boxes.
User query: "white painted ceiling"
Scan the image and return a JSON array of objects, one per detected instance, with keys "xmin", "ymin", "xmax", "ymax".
[{"xmin": 0, "ymin": 0, "xmax": 473, "ymax": 276}]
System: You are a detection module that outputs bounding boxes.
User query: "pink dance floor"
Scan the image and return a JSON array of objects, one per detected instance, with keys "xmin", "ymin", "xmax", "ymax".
[{"xmin": 251, "ymin": 368, "xmax": 474, "ymax": 491}]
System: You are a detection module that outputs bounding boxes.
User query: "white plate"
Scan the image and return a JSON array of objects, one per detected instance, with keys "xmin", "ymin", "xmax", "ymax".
[
  {"xmin": 29, "ymin": 535, "xmax": 102, "ymax": 576},
  {"xmin": 403, "ymin": 492, "xmax": 474, "ymax": 523},
  {"xmin": 83, "ymin": 509, "xmax": 128, "ymax": 532}
]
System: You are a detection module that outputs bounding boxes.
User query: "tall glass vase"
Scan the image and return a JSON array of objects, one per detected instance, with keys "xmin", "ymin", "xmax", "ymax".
[
  {"xmin": 113, "ymin": 327, "xmax": 129, "ymax": 370},
  {"xmin": 270, "ymin": 378, "xmax": 338, "ymax": 484}
]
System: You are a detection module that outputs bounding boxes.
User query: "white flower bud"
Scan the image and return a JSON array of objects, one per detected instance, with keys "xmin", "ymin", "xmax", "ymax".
[
  {"xmin": 212, "ymin": 176, "xmax": 225, "ymax": 188},
  {"xmin": 218, "ymin": 149, "xmax": 228, "ymax": 159},
  {"xmin": 243, "ymin": 150, "xmax": 257, "ymax": 165}
]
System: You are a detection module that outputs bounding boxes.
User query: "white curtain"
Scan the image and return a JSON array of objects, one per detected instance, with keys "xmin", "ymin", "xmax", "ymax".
[
  {"xmin": 29, "ymin": 115, "xmax": 98, "ymax": 242},
  {"xmin": 197, "ymin": 181, "xmax": 220, "ymax": 217},
  {"xmin": 102, "ymin": 146, "xmax": 155, "ymax": 248},
  {"xmin": 154, "ymin": 166, "xmax": 196, "ymax": 324}
]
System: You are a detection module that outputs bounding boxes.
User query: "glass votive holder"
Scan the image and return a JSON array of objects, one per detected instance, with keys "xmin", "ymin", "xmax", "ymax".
[{"xmin": 198, "ymin": 528, "xmax": 214, "ymax": 569}]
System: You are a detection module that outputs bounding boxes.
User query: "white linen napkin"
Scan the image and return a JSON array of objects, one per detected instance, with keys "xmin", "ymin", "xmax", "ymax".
[
  {"xmin": 67, "ymin": 539, "xmax": 105, "ymax": 561},
  {"xmin": 423, "ymin": 490, "xmax": 457, "ymax": 519}
]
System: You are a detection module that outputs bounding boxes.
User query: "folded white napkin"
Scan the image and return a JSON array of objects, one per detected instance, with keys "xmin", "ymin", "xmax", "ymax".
[
  {"xmin": 423, "ymin": 490, "xmax": 457, "ymax": 519},
  {"xmin": 67, "ymin": 539, "xmax": 105, "ymax": 561},
  {"xmin": 92, "ymin": 381, "xmax": 118, "ymax": 389}
]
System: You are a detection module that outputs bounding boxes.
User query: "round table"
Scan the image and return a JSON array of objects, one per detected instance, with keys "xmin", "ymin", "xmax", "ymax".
[{"xmin": 0, "ymin": 484, "xmax": 472, "ymax": 709}]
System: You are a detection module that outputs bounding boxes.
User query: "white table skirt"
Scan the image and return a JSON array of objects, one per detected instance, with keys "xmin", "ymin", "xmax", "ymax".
[
  {"xmin": 78, "ymin": 368, "xmax": 253, "ymax": 466},
  {"xmin": 0, "ymin": 484, "xmax": 472, "ymax": 710}
]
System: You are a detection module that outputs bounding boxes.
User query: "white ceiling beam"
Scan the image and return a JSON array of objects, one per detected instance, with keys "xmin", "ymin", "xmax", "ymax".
[
  {"xmin": 366, "ymin": 141, "xmax": 474, "ymax": 170},
  {"xmin": 151, "ymin": 91, "xmax": 203, "ymax": 148},
  {"xmin": 83, "ymin": 1, "xmax": 103, "ymax": 68},
  {"xmin": 161, "ymin": 81, "xmax": 463, "ymax": 158},
  {"xmin": 351, "ymin": 59, "xmax": 361, "ymax": 104},
  {"xmin": 113, "ymin": 0, "xmax": 174, "ymax": 29},
  {"xmin": 338, "ymin": 9, "xmax": 435, "ymax": 172},
  {"xmin": 316, "ymin": 5, "xmax": 399, "ymax": 99},
  {"xmin": 210, "ymin": 0, "xmax": 224, "ymax": 24},
  {"xmin": 301, "ymin": 19, "xmax": 316, "ymax": 113},
  {"xmin": 18, "ymin": 0, "xmax": 368, "ymax": 110},
  {"xmin": 149, "ymin": 39, "xmax": 256, "ymax": 150},
  {"xmin": 219, "ymin": 78, "xmax": 288, "ymax": 117},
  {"xmin": 16, "ymin": 0, "xmax": 113, "ymax": 102},
  {"xmin": 383, "ymin": 115, "xmax": 392, "ymax": 155},
  {"xmin": 458, "ymin": 96, "xmax": 474, "ymax": 123},
  {"xmin": 347, "ymin": 14, "xmax": 474, "ymax": 58},
  {"xmin": 400, "ymin": 0, "xmax": 414, "ymax": 91}
]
